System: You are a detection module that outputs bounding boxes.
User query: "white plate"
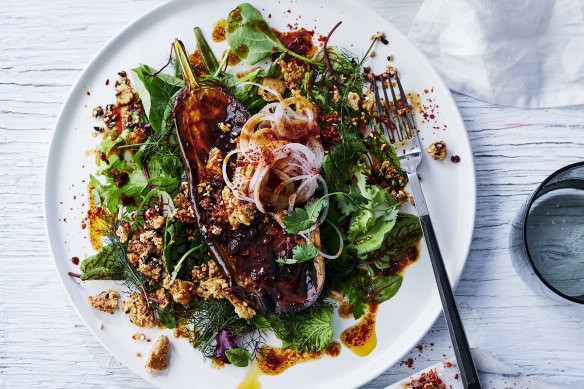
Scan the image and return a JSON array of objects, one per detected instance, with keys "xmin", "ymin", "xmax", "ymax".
[{"xmin": 44, "ymin": 0, "xmax": 476, "ymax": 388}]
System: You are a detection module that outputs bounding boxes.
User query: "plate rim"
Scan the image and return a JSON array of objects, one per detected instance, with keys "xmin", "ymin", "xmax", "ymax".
[{"xmin": 43, "ymin": 0, "xmax": 477, "ymax": 387}]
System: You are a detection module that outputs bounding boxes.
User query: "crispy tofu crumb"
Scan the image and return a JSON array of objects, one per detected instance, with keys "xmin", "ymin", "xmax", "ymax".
[
  {"xmin": 347, "ymin": 92, "xmax": 360, "ymax": 111},
  {"xmin": 221, "ymin": 187, "xmax": 257, "ymax": 229},
  {"xmin": 115, "ymin": 221, "xmax": 131, "ymax": 244},
  {"xmin": 206, "ymin": 147, "xmax": 223, "ymax": 175},
  {"xmin": 136, "ymin": 352, "xmax": 142, "ymax": 357},
  {"xmin": 132, "ymin": 333, "xmax": 148, "ymax": 341},
  {"xmin": 211, "ymin": 357, "xmax": 225, "ymax": 369},
  {"xmin": 163, "ymin": 276, "xmax": 195, "ymax": 305},
  {"xmin": 426, "ymin": 141, "xmax": 447, "ymax": 160},
  {"xmin": 370, "ymin": 51, "xmax": 376, "ymax": 58},
  {"xmin": 191, "ymin": 259, "xmax": 256, "ymax": 319},
  {"xmin": 88, "ymin": 290, "xmax": 119, "ymax": 314},
  {"xmin": 258, "ymin": 78, "xmax": 286, "ymax": 101},
  {"xmin": 219, "ymin": 122, "xmax": 231, "ymax": 132},
  {"xmin": 279, "ymin": 58, "xmax": 309, "ymax": 90},
  {"xmin": 361, "ymin": 90, "xmax": 375, "ymax": 114},
  {"xmin": 145, "ymin": 335, "xmax": 170, "ymax": 372},
  {"xmin": 370, "ymin": 31, "xmax": 386, "ymax": 41},
  {"xmin": 122, "ymin": 292, "xmax": 156, "ymax": 328}
]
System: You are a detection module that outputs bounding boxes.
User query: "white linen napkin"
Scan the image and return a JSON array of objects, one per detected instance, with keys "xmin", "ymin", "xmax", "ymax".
[{"xmin": 407, "ymin": 0, "xmax": 584, "ymax": 108}]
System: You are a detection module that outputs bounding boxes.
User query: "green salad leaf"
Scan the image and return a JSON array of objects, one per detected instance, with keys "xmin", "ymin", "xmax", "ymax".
[
  {"xmin": 370, "ymin": 274, "xmax": 403, "ymax": 302},
  {"xmin": 226, "ymin": 3, "xmax": 321, "ymax": 66},
  {"xmin": 131, "ymin": 64, "xmax": 183, "ymax": 134},
  {"xmin": 268, "ymin": 302, "xmax": 334, "ymax": 352},
  {"xmin": 225, "ymin": 348, "xmax": 252, "ymax": 367},
  {"xmin": 369, "ymin": 213, "xmax": 422, "ymax": 269},
  {"xmin": 80, "ymin": 244, "xmax": 123, "ymax": 280},
  {"xmin": 158, "ymin": 304, "xmax": 178, "ymax": 329}
]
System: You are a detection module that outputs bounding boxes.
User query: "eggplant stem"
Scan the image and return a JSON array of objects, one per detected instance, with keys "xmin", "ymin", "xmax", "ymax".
[{"xmin": 173, "ymin": 39, "xmax": 198, "ymax": 88}]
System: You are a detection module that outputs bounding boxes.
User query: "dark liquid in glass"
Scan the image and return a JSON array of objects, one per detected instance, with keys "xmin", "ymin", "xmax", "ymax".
[{"xmin": 525, "ymin": 187, "xmax": 584, "ymax": 302}]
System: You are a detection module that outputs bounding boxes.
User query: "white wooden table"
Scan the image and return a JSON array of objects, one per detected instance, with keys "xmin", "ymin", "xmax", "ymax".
[{"xmin": 2, "ymin": 0, "xmax": 584, "ymax": 387}]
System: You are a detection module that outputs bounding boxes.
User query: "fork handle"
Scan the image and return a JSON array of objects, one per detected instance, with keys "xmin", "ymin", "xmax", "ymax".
[{"xmin": 408, "ymin": 173, "xmax": 481, "ymax": 389}]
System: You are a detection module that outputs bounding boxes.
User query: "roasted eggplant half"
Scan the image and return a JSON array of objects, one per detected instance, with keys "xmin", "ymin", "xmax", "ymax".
[{"xmin": 172, "ymin": 39, "xmax": 324, "ymax": 314}]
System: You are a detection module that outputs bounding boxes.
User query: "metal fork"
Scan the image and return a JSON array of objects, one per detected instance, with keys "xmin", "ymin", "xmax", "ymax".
[{"xmin": 372, "ymin": 73, "xmax": 481, "ymax": 389}]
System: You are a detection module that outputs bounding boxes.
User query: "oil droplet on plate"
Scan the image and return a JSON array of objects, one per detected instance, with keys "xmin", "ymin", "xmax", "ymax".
[
  {"xmin": 212, "ymin": 19, "xmax": 226, "ymax": 42},
  {"xmin": 340, "ymin": 302, "xmax": 379, "ymax": 356},
  {"xmin": 237, "ymin": 359, "xmax": 262, "ymax": 389}
]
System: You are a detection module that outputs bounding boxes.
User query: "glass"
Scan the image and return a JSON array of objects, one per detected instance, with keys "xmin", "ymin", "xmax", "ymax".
[{"xmin": 510, "ymin": 162, "xmax": 584, "ymax": 304}]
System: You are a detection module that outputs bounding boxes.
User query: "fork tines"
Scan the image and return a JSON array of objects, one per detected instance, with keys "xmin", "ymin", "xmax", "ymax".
[{"xmin": 371, "ymin": 72, "xmax": 416, "ymax": 144}]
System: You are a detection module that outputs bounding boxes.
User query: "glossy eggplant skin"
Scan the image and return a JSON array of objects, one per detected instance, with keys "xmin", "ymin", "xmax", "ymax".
[{"xmin": 174, "ymin": 81, "xmax": 324, "ymax": 314}]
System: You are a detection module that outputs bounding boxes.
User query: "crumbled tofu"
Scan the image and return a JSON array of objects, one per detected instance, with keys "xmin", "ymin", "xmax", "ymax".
[
  {"xmin": 122, "ymin": 292, "xmax": 156, "ymax": 328},
  {"xmin": 258, "ymin": 77, "xmax": 286, "ymax": 102},
  {"xmin": 98, "ymin": 322, "xmax": 104, "ymax": 329},
  {"xmin": 163, "ymin": 276, "xmax": 195, "ymax": 305},
  {"xmin": 370, "ymin": 31, "xmax": 386, "ymax": 41},
  {"xmin": 127, "ymin": 229, "xmax": 163, "ymax": 256},
  {"xmin": 127, "ymin": 252, "xmax": 139, "ymax": 266},
  {"xmin": 346, "ymin": 92, "xmax": 360, "ymax": 111},
  {"xmin": 221, "ymin": 187, "xmax": 257, "ymax": 229},
  {"xmin": 331, "ymin": 87, "xmax": 341, "ymax": 104},
  {"xmin": 114, "ymin": 77, "xmax": 135, "ymax": 106},
  {"xmin": 145, "ymin": 335, "xmax": 170, "ymax": 372},
  {"xmin": 225, "ymin": 293, "xmax": 256, "ymax": 320},
  {"xmin": 147, "ymin": 215, "xmax": 165, "ymax": 230},
  {"xmin": 125, "ymin": 127, "xmax": 147, "ymax": 145},
  {"xmin": 115, "ymin": 221, "xmax": 131, "ymax": 244},
  {"xmin": 376, "ymin": 161, "xmax": 407, "ymax": 186},
  {"xmin": 92, "ymin": 106, "xmax": 104, "ymax": 118},
  {"xmin": 390, "ymin": 188, "xmax": 409, "ymax": 203},
  {"xmin": 370, "ymin": 51, "xmax": 376, "ymax": 58},
  {"xmin": 88, "ymin": 290, "xmax": 119, "ymax": 314},
  {"xmin": 211, "ymin": 357, "xmax": 225, "ymax": 369},
  {"xmin": 219, "ymin": 122, "xmax": 231, "ymax": 132},
  {"xmin": 426, "ymin": 141, "xmax": 447, "ymax": 160},
  {"xmin": 279, "ymin": 58, "xmax": 309, "ymax": 90},
  {"xmin": 136, "ymin": 352, "xmax": 142, "ymax": 357},
  {"xmin": 152, "ymin": 288, "xmax": 170, "ymax": 309},
  {"xmin": 206, "ymin": 147, "xmax": 223, "ymax": 176},
  {"xmin": 172, "ymin": 182, "xmax": 196, "ymax": 223},
  {"xmin": 133, "ymin": 333, "xmax": 147, "ymax": 341},
  {"xmin": 191, "ymin": 259, "xmax": 255, "ymax": 319},
  {"xmin": 361, "ymin": 90, "xmax": 375, "ymax": 114},
  {"xmin": 136, "ymin": 255, "xmax": 163, "ymax": 283}
]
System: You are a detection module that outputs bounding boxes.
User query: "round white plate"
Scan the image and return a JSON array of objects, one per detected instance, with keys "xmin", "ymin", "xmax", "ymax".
[{"xmin": 44, "ymin": 0, "xmax": 476, "ymax": 388}]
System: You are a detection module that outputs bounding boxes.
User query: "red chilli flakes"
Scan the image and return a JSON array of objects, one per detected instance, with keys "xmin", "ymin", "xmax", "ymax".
[{"xmin": 408, "ymin": 368, "xmax": 447, "ymax": 389}]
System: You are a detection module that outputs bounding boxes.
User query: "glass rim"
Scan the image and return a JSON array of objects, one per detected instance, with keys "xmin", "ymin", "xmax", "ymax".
[{"xmin": 522, "ymin": 161, "xmax": 584, "ymax": 304}]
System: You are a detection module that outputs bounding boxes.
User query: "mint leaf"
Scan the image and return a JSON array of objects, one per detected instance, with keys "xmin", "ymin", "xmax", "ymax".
[
  {"xmin": 268, "ymin": 303, "xmax": 334, "ymax": 352},
  {"xmin": 225, "ymin": 348, "xmax": 252, "ymax": 367},
  {"xmin": 283, "ymin": 208, "xmax": 310, "ymax": 234}
]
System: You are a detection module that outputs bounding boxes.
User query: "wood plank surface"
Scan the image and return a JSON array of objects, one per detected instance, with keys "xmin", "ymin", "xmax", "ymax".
[{"xmin": 1, "ymin": 0, "xmax": 583, "ymax": 388}]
